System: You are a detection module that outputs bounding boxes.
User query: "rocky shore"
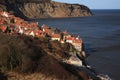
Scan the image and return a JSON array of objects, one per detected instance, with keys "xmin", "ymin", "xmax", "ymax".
[{"xmin": 0, "ymin": 0, "xmax": 92, "ymax": 19}]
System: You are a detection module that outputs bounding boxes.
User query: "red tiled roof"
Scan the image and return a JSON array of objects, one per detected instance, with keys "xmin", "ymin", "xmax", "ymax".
[
  {"xmin": 42, "ymin": 25, "xmax": 49, "ymax": 29},
  {"xmin": 0, "ymin": 11, "xmax": 3, "ymax": 15},
  {"xmin": 0, "ymin": 11, "xmax": 83, "ymax": 47},
  {"xmin": 66, "ymin": 36, "xmax": 82, "ymax": 44},
  {"xmin": 73, "ymin": 38, "xmax": 82, "ymax": 43},
  {"xmin": 51, "ymin": 34, "xmax": 60, "ymax": 38},
  {"xmin": 0, "ymin": 18, "xmax": 5, "ymax": 25},
  {"xmin": 15, "ymin": 21, "xmax": 22, "ymax": 25},
  {"xmin": 33, "ymin": 29, "xmax": 44, "ymax": 37},
  {"xmin": 30, "ymin": 22, "xmax": 38, "ymax": 27},
  {"xmin": 0, "ymin": 26, "xmax": 7, "ymax": 32},
  {"xmin": 66, "ymin": 37, "xmax": 74, "ymax": 41}
]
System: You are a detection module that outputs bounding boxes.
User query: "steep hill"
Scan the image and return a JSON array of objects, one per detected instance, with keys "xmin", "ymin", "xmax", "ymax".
[
  {"xmin": 0, "ymin": 33, "xmax": 95, "ymax": 80},
  {"xmin": 0, "ymin": 0, "xmax": 92, "ymax": 19}
]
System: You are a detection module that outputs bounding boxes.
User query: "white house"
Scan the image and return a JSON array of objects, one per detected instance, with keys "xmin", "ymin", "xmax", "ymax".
[
  {"xmin": 29, "ymin": 31, "xmax": 35, "ymax": 37},
  {"xmin": 18, "ymin": 26, "xmax": 24, "ymax": 34},
  {"xmin": 2, "ymin": 12, "xmax": 9, "ymax": 17},
  {"xmin": 66, "ymin": 37, "xmax": 73, "ymax": 43},
  {"xmin": 51, "ymin": 34, "xmax": 61, "ymax": 41}
]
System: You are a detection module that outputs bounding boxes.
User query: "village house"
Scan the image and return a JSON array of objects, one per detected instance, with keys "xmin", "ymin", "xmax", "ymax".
[
  {"xmin": 18, "ymin": 26, "xmax": 24, "ymax": 34},
  {"xmin": 66, "ymin": 36, "xmax": 74, "ymax": 43},
  {"xmin": 33, "ymin": 30, "xmax": 45, "ymax": 37},
  {"xmin": 0, "ymin": 11, "xmax": 9, "ymax": 17},
  {"xmin": 72, "ymin": 38, "xmax": 82, "ymax": 51},
  {"xmin": 29, "ymin": 31, "xmax": 35, "ymax": 37},
  {"xmin": 41, "ymin": 24, "xmax": 53, "ymax": 35},
  {"xmin": 0, "ymin": 11, "xmax": 83, "ymax": 53},
  {"xmin": 24, "ymin": 30, "xmax": 31, "ymax": 36},
  {"xmin": 51, "ymin": 33, "xmax": 61, "ymax": 41},
  {"xmin": 0, "ymin": 25, "xmax": 7, "ymax": 32},
  {"xmin": 66, "ymin": 36, "xmax": 82, "ymax": 51}
]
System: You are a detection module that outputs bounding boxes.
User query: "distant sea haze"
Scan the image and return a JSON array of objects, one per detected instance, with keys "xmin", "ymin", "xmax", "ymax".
[{"xmin": 33, "ymin": 9, "xmax": 120, "ymax": 80}]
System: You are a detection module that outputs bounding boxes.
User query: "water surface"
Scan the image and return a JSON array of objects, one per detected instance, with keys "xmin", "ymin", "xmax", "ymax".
[{"xmin": 33, "ymin": 10, "xmax": 120, "ymax": 80}]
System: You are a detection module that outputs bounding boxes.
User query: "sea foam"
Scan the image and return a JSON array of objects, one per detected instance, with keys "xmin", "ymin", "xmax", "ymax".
[{"xmin": 97, "ymin": 74, "xmax": 112, "ymax": 80}]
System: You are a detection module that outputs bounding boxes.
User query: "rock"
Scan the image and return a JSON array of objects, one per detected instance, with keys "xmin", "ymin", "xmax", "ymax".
[{"xmin": 76, "ymin": 51, "xmax": 87, "ymax": 60}]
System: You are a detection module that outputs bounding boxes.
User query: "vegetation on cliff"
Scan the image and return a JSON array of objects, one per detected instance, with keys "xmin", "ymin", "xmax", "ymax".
[{"xmin": 0, "ymin": 33, "xmax": 85, "ymax": 80}]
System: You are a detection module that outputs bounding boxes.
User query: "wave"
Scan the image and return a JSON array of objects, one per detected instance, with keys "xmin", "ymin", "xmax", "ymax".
[
  {"xmin": 97, "ymin": 74, "xmax": 112, "ymax": 80},
  {"xmin": 85, "ymin": 65, "xmax": 112, "ymax": 80}
]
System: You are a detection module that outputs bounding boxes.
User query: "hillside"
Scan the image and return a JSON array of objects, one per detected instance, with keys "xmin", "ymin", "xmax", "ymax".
[
  {"xmin": 0, "ymin": 0, "xmax": 92, "ymax": 19},
  {"xmin": 0, "ymin": 33, "xmax": 98, "ymax": 80},
  {"xmin": 0, "ymin": 33, "xmax": 76, "ymax": 80},
  {"xmin": 0, "ymin": 11, "xmax": 101, "ymax": 80}
]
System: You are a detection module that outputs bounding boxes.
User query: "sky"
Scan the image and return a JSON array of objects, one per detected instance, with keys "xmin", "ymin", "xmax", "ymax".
[{"xmin": 53, "ymin": 0, "xmax": 120, "ymax": 9}]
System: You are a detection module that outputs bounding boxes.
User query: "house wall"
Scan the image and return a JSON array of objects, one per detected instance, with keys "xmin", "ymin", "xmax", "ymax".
[{"xmin": 51, "ymin": 38, "xmax": 60, "ymax": 41}]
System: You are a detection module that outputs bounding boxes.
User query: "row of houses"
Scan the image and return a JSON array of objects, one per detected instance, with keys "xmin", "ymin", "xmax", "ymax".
[
  {"xmin": 0, "ymin": 11, "xmax": 83, "ymax": 51},
  {"xmin": 41, "ymin": 24, "xmax": 83, "ymax": 51}
]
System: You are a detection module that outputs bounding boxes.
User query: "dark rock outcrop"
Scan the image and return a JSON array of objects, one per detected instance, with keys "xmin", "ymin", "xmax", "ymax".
[{"xmin": 0, "ymin": 1, "xmax": 92, "ymax": 19}]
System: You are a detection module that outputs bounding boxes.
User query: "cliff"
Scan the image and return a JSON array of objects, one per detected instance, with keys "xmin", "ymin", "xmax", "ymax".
[{"xmin": 0, "ymin": 0, "xmax": 92, "ymax": 19}]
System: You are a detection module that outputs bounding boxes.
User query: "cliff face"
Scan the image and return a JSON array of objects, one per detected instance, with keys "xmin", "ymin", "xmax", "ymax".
[
  {"xmin": 0, "ymin": 1, "xmax": 92, "ymax": 19},
  {"xmin": 20, "ymin": 1, "xmax": 92, "ymax": 18}
]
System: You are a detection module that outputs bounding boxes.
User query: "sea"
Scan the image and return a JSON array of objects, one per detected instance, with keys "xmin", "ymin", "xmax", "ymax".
[{"xmin": 33, "ymin": 9, "xmax": 120, "ymax": 80}]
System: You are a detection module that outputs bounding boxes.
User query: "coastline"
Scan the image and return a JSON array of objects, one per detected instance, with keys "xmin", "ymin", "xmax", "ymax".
[
  {"xmin": 0, "ymin": 11, "xmax": 100, "ymax": 80},
  {"xmin": 1, "ymin": 12, "xmax": 113, "ymax": 80},
  {"xmin": 29, "ymin": 15, "xmax": 92, "ymax": 21}
]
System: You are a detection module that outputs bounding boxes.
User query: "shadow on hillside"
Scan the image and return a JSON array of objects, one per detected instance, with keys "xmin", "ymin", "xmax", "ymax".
[
  {"xmin": 4, "ymin": 0, "xmax": 29, "ymax": 20},
  {"xmin": 0, "ymin": 72, "xmax": 8, "ymax": 80},
  {"xmin": 60, "ymin": 62, "xmax": 101, "ymax": 80},
  {"xmin": 0, "ymin": 33, "xmax": 80, "ymax": 80}
]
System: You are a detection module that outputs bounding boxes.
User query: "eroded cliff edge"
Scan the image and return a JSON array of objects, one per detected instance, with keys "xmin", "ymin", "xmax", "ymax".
[{"xmin": 0, "ymin": 1, "xmax": 92, "ymax": 19}]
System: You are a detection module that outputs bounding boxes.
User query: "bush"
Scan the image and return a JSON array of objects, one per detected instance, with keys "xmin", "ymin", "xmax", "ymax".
[
  {"xmin": 0, "ymin": 33, "xmax": 80, "ymax": 80},
  {"xmin": 0, "ymin": 34, "xmax": 42, "ymax": 73}
]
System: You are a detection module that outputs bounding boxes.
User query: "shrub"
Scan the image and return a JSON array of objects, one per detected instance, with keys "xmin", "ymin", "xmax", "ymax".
[
  {"xmin": 0, "ymin": 34, "xmax": 42, "ymax": 73},
  {"xmin": 0, "ymin": 33, "xmax": 80, "ymax": 80}
]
